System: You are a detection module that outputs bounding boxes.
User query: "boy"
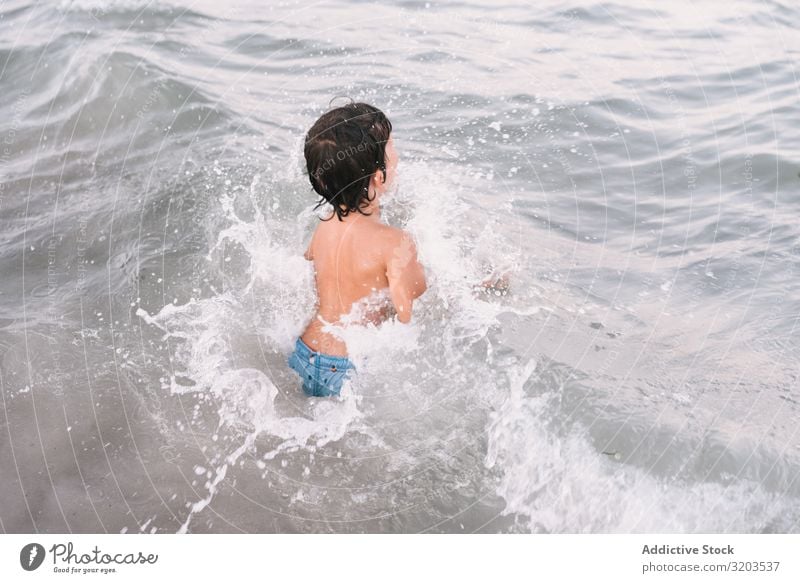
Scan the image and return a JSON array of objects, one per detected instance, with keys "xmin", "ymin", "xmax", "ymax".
[{"xmin": 287, "ymin": 102, "xmax": 427, "ymax": 397}]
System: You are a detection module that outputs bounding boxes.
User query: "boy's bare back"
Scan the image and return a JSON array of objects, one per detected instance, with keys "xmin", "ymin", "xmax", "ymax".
[{"xmin": 300, "ymin": 215, "xmax": 426, "ymax": 357}]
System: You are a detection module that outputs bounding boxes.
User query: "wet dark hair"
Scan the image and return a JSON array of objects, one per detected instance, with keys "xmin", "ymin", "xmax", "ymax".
[{"xmin": 304, "ymin": 100, "xmax": 393, "ymax": 221}]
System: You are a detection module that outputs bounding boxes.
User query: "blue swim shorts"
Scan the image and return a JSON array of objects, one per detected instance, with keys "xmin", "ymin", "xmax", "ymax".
[{"xmin": 287, "ymin": 337, "xmax": 356, "ymax": 397}]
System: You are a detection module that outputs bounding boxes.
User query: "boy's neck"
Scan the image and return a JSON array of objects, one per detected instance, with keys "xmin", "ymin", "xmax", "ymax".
[
  {"xmin": 336, "ymin": 201, "xmax": 381, "ymax": 222},
  {"xmin": 364, "ymin": 203, "xmax": 381, "ymax": 221}
]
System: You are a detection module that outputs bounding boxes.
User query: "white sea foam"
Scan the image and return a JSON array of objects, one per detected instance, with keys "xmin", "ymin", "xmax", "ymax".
[{"xmin": 485, "ymin": 354, "xmax": 795, "ymax": 532}]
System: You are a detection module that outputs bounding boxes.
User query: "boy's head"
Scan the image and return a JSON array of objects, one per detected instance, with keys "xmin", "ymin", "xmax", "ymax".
[{"xmin": 304, "ymin": 101, "xmax": 395, "ymax": 221}]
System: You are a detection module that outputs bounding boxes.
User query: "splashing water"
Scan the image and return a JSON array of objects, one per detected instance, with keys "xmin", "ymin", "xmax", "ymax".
[{"xmin": 132, "ymin": 152, "xmax": 524, "ymax": 531}]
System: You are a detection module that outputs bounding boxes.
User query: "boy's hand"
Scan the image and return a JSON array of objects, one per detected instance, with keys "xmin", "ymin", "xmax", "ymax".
[{"xmin": 473, "ymin": 271, "xmax": 510, "ymax": 297}]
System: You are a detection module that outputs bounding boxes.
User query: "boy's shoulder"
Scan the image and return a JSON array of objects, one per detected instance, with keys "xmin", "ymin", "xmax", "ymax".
[
  {"xmin": 354, "ymin": 219, "xmax": 399, "ymax": 241},
  {"xmin": 362, "ymin": 223, "xmax": 414, "ymax": 266},
  {"xmin": 374, "ymin": 223, "xmax": 411, "ymax": 247},
  {"xmin": 372, "ymin": 222, "xmax": 403, "ymax": 238},
  {"xmin": 374, "ymin": 225, "xmax": 420, "ymax": 271}
]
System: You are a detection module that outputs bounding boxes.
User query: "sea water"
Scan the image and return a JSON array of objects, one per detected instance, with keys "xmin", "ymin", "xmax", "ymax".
[{"xmin": 0, "ymin": 0, "xmax": 798, "ymax": 533}]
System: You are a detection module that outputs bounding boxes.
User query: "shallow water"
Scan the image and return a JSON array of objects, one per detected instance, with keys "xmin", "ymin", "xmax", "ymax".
[{"xmin": 1, "ymin": 0, "xmax": 799, "ymax": 533}]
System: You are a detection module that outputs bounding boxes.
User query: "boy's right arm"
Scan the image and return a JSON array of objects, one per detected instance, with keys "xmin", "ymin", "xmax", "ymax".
[{"xmin": 385, "ymin": 230, "xmax": 427, "ymax": 324}]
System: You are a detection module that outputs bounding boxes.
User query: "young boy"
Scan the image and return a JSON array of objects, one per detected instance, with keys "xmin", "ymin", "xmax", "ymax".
[{"xmin": 287, "ymin": 102, "xmax": 427, "ymax": 398}]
